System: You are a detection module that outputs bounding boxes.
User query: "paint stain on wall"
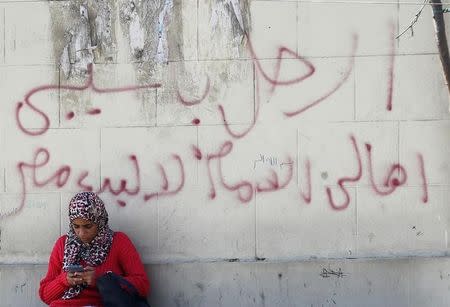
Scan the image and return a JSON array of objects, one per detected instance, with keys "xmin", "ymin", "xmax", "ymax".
[
  {"xmin": 91, "ymin": 0, "xmax": 117, "ymax": 63},
  {"xmin": 49, "ymin": 0, "xmax": 185, "ymax": 79},
  {"xmin": 120, "ymin": 1, "xmax": 145, "ymax": 60},
  {"xmin": 48, "ymin": 0, "xmax": 252, "ymax": 121},
  {"xmin": 209, "ymin": 0, "xmax": 251, "ymax": 58},
  {"xmin": 119, "ymin": 0, "xmax": 184, "ymax": 63},
  {"xmin": 50, "ymin": 1, "xmax": 116, "ymax": 79},
  {"xmin": 61, "ymin": 3, "xmax": 94, "ymax": 77}
]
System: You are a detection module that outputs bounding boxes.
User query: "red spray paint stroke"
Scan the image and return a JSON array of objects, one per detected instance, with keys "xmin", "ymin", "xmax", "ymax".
[
  {"xmin": 158, "ymin": 164, "xmax": 169, "ymax": 191},
  {"xmin": 20, "ymin": 148, "xmax": 71, "ymax": 188},
  {"xmin": 117, "ymin": 200, "xmax": 127, "ymax": 207},
  {"xmin": 217, "ymin": 160, "xmax": 253, "ymax": 203},
  {"xmin": 218, "ymin": 71, "xmax": 261, "ymax": 139},
  {"xmin": 326, "ymin": 135, "xmax": 363, "ymax": 211},
  {"xmin": 192, "ymin": 118, "xmax": 201, "ymax": 125},
  {"xmin": 206, "ymin": 142, "xmax": 233, "ymax": 199},
  {"xmin": 86, "ymin": 108, "xmax": 102, "ymax": 115},
  {"xmin": 143, "ymin": 154, "xmax": 185, "ymax": 201},
  {"xmin": 206, "ymin": 141, "xmax": 253, "ymax": 203},
  {"xmin": 16, "ymin": 63, "xmax": 161, "ymax": 136},
  {"xmin": 11, "ymin": 160, "xmax": 28, "ymax": 218},
  {"xmin": 77, "ymin": 171, "xmax": 94, "ymax": 192},
  {"xmin": 8, "ymin": 148, "xmax": 72, "ymax": 218},
  {"xmin": 284, "ymin": 34, "xmax": 359, "ymax": 117},
  {"xmin": 299, "ymin": 159, "xmax": 312, "ymax": 204},
  {"xmin": 177, "ymin": 77, "xmax": 211, "ymax": 106},
  {"xmin": 417, "ymin": 154, "xmax": 428, "ymax": 203},
  {"xmin": 365, "ymin": 143, "xmax": 407, "ymax": 196},
  {"xmin": 256, "ymin": 157, "xmax": 293, "ymax": 193},
  {"xmin": 246, "ymin": 36, "xmax": 315, "ymax": 90},
  {"xmin": 191, "ymin": 145, "xmax": 202, "ymax": 160},
  {"xmin": 66, "ymin": 112, "xmax": 75, "ymax": 120},
  {"xmin": 98, "ymin": 155, "xmax": 140, "ymax": 198},
  {"xmin": 218, "ymin": 36, "xmax": 316, "ymax": 139},
  {"xmin": 386, "ymin": 22, "xmax": 396, "ymax": 111}
]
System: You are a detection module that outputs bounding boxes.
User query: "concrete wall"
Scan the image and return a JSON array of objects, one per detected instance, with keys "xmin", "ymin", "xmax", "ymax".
[
  {"xmin": 0, "ymin": 0, "xmax": 449, "ymax": 306},
  {"xmin": 3, "ymin": 258, "xmax": 450, "ymax": 307}
]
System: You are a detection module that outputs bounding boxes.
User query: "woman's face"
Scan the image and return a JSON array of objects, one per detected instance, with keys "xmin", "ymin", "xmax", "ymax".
[{"xmin": 72, "ymin": 218, "xmax": 98, "ymax": 243}]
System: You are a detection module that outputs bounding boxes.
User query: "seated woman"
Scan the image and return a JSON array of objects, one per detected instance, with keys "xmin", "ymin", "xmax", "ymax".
[{"xmin": 39, "ymin": 191, "xmax": 150, "ymax": 306}]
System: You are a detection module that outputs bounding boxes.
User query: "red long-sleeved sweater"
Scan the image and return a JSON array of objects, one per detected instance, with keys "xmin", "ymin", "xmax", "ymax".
[{"xmin": 39, "ymin": 232, "xmax": 150, "ymax": 307}]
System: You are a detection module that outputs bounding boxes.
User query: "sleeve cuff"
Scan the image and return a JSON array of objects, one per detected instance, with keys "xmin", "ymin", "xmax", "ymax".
[{"xmin": 58, "ymin": 271, "xmax": 70, "ymax": 287}]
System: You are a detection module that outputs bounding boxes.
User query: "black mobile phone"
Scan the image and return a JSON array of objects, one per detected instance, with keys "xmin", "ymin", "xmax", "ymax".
[{"xmin": 66, "ymin": 264, "xmax": 84, "ymax": 272}]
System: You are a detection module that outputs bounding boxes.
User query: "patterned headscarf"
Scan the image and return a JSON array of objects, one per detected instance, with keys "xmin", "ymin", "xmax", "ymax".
[{"xmin": 62, "ymin": 192, "xmax": 114, "ymax": 300}]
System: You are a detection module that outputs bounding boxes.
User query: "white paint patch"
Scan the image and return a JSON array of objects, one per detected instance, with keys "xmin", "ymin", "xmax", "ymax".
[
  {"xmin": 229, "ymin": 0, "xmax": 244, "ymax": 32},
  {"xmin": 129, "ymin": 11, "xmax": 145, "ymax": 57},
  {"xmin": 210, "ymin": 0, "xmax": 245, "ymax": 57},
  {"xmin": 211, "ymin": 0, "xmax": 244, "ymax": 33},
  {"xmin": 60, "ymin": 45, "xmax": 71, "ymax": 77},
  {"xmin": 94, "ymin": 1, "xmax": 115, "ymax": 61},
  {"xmin": 120, "ymin": 2, "xmax": 145, "ymax": 59},
  {"xmin": 210, "ymin": 1, "xmax": 230, "ymax": 36},
  {"xmin": 156, "ymin": 0, "xmax": 173, "ymax": 63},
  {"xmin": 60, "ymin": 2, "xmax": 94, "ymax": 78}
]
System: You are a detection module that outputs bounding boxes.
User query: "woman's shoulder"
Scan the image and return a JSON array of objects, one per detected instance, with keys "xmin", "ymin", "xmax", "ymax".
[
  {"xmin": 54, "ymin": 235, "xmax": 68, "ymax": 246},
  {"xmin": 113, "ymin": 231, "xmax": 132, "ymax": 243},
  {"xmin": 49, "ymin": 235, "xmax": 68, "ymax": 255},
  {"xmin": 112, "ymin": 231, "xmax": 138, "ymax": 251}
]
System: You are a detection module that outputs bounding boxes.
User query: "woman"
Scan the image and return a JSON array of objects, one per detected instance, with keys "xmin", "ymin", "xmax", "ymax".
[{"xmin": 39, "ymin": 192, "xmax": 150, "ymax": 306}]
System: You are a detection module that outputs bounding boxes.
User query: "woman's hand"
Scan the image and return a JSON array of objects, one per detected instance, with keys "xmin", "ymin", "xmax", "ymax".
[
  {"xmin": 66, "ymin": 266, "xmax": 96, "ymax": 287},
  {"xmin": 66, "ymin": 272, "xmax": 84, "ymax": 287},
  {"xmin": 79, "ymin": 266, "xmax": 96, "ymax": 287}
]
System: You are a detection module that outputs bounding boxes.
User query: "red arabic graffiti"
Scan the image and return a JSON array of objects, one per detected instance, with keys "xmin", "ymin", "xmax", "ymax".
[
  {"xmin": 5, "ymin": 147, "xmax": 185, "ymax": 217},
  {"xmin": 386, "ymin": 22, "xmax": 396, "ymax": 111},
  {"xmin": 177, "ymin": 77, "xmax": 211, "ymax": 106},
  {"xmin": 3, "ymin": 29, "xmax": 431, "ymax": 219},
  {"xmin": 143, "ymin": 155, "xmax": 185, "ymax": 201},
  {"xmin": 8, "ymin": 132, "xmax": 427, "ymax": 219},
  {"xmin": 325, "ymin": 135, "xmax": 428, "ymax": 211},
  {"xmin": 326, "ymin": 135, "xmax": 363, "ymax": 211},
  {"xmin": 15, "ymin": 64, "xmax": 161, "ymax": 136},
  {"xmin": 299, "ymin": 159, "xmax": 312, "ymax": 204}
]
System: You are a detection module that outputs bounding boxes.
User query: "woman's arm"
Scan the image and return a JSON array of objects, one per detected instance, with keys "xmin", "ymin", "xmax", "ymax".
[
  {"xmin": 116, "ymin": 232, "xmax": 150, "ymax": 297},
  {"xmin": 39, "ymin": 236, "xmax": 70, "ymax": 304}
]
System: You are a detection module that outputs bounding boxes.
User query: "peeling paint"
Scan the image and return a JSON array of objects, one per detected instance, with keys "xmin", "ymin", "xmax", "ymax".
[
  {"xmin": 49, "ymin": 0, "xmax": 248, "ymax": 86},
  {"xmin": 60, "ymin": 2, "xmax": 94, "ymax": 78},
  {"xmin": 48, "ymin": 0, "xmax": 251, "ymax": 121},
  {"xmin": 210, "ymin": 0, "xmax": 251, "ymax": 57},
  {"xmin": 156, "ymin": 0, "xmax": 173, "ymax": 63},
  {"xmin": 229, "ymin": 0, "xmax": 244, "ymax": 32},
  {"xmin": 91, "ymin": 0, "xmax": 116, "ymax": 63},
  {"xmin": 51, "ymin": 0, "xmax": 117, "ymax": 77},
  {"xmin": 121, "ymin": 1, "xmax": 145, "ymax": 59},
  {"xmin": 118, "ymin": 0, "xmax": 185, "ymax": 80}
]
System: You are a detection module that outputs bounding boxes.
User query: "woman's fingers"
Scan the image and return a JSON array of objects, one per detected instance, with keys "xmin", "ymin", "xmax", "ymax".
[
  {"xmin": 68, "ymin": 275, "xmax": 84, "ymax": 286},
  {"xmin": 84, "ymin": 266, "xmax": 94, "ymax": 271},
  {"xmin": 67, "ymin": 269, "xmax": 96, "ymax": 287}
]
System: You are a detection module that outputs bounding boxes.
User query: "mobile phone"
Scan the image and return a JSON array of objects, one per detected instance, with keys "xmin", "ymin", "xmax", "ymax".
[{"xmin": 66, "ymin": 264, "xmax": 84, "ymax": 272}]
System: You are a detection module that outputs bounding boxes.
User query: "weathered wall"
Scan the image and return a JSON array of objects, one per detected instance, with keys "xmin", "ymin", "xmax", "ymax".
[{"xmin": 0, "ymin": 0, "xmax": 449, "ymax": 306}]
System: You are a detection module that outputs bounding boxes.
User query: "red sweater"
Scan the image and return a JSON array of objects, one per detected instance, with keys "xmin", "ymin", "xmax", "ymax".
[{"xmin": 39, "ymin": 232, "xmax": 150, "ymax": 307}]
